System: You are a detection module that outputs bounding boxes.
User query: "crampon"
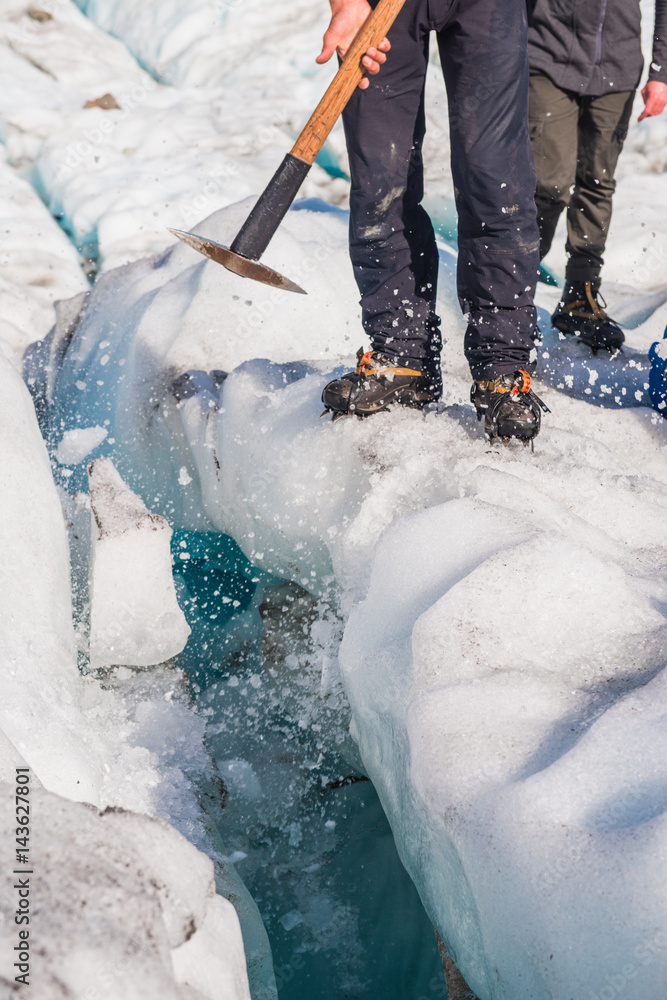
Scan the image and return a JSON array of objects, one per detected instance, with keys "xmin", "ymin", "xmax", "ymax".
[
  {"xmin": 551, "ymin": 281, "xmax": 624, "ymax": 355},
  {"xmin": 321, "ymin": 348, "xmax": 441, "ymax": 420},
  {"xmin": 471, "ymin": 369, "xmax": 549, "ymax": 448}
]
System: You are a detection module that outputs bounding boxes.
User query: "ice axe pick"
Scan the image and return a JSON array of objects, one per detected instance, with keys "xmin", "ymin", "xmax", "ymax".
[{"xmin": 169, "ymin": 0, "xmax": 408, "ymax": 295}]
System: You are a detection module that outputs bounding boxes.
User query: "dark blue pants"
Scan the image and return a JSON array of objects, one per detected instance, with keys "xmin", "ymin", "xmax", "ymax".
[{"xmin": 342, "ymin": 0, "xmax": 540, "ymax": 380}]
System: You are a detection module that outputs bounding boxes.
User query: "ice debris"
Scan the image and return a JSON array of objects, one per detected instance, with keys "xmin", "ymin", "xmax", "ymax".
[{"xmin": 88, "ymin": 457, "xmax": 191, "ymax": 668}]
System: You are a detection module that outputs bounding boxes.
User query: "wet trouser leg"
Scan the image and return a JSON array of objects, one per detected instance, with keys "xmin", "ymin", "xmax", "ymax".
[
  {"xmin": 565, "ymin": 89, "xmax": 634, "ymax": 283},
  {"xmin": 342, "ymin": 0, "xmax": 539, "ymax": 380},
  {"xmin": 437, "ymin": 0, "xmax": 540, "ymax": 379},
  {"xmin": 341, "ymin": 0, "xmax": 440, "ymax": 372},
  {"xmin": 529, "ymin": 74, "xmax": 634, "ymax": 283},
  {"xmin": 529, "ymin": 74, "xmax": 579, "ymax": 260}
]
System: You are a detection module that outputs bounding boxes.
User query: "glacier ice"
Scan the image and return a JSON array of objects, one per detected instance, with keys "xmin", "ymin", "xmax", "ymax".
[
  {"xmin": 341, "ymin": 500, "xmax": 667, "ymax": 998},
  {"xmin": 69, "ymin": 0, "xmax": 667, "ymax": 305},
  {"xmin": 28, "ymin": 191, "xmax": 667, "ymax": 998},
  {"xmin": 0, "ymin": 346, "xmax": 103, "ymax": 803},
  {"xmin": 5, "ymin": 0, "xmax": 667, "ymax": 994},
  {"xmin": 0, "ymin": 0, "xmax": 347, "ymax": 273},
  {"xmin": 0, "ymin": 335, "xmax": 273, "ymax": 997}
]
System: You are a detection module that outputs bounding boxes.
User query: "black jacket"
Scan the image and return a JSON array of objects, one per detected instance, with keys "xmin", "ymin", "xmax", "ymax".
[{"xmin": 527, "ymin": 0, "xmax": 667, "ymax": 95}]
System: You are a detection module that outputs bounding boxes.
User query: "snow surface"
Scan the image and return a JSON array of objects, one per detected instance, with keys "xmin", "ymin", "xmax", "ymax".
[
  {"xmin": 0, "ymin": 0, "xmax": 346, "ymax": 274},
  {"xmin": 0, "ymin": 152, "xmax": 87, "ymax": 366},
  {"xmin": 72, "ymin": 0, "xmax": 667, "ymax": 300}
]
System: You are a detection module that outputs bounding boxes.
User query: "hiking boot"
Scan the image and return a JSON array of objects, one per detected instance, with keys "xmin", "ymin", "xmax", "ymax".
[
  {"xmin": 471, "ymin": 370, "xmax": 549, "ymax": 445},
  {"xmin": 321, "ymin": 348, "xmax": 441, "ymax": 419},
  {"xmin": 551, "ymin": 281, "xmax": 624, "ymax": 354}
]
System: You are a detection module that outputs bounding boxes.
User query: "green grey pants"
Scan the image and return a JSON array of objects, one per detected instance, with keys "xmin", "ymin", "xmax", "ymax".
[{"xmin": 528, "ymin": 73, "xmax": 635, "ymax": 283}]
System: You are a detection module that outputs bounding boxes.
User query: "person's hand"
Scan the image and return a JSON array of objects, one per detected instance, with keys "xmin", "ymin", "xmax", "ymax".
[
  {"xmin": 316, "ymin": 0, "xmax": 391, "ymax": 90},
  {"xmin": 638, "ymin": 80, "xmax": 667, "ymax": 121}
]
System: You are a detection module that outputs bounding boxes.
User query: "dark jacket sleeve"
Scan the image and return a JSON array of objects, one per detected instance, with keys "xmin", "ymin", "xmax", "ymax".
[{"xmin": 649, "ymin": 0, "xmax": 667, "ymax": 84}]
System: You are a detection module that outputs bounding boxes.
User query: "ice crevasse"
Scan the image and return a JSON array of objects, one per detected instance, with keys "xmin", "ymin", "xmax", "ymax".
[
  {"xmin": 0, "ymin": 343, "xmax": 259, "ymax": 997},
  {"xmin": 28, "ymin": 201, "xmax": 667, "ymax": 998}
]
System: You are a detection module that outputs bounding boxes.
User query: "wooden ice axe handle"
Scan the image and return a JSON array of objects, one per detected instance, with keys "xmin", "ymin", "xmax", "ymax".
[
  {"xmin": 291, "ymin": 0, "xmax": 408, "ymax": 165},
  {"xmin": 229, "ymin": 0, "xmax": 408, "ymax": 263}
]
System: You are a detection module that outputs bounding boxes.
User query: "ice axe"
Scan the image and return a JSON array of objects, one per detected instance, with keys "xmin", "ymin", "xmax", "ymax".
[{"xmin": 169, "ymin": 0, "xmax": 408, "ymax": 295}]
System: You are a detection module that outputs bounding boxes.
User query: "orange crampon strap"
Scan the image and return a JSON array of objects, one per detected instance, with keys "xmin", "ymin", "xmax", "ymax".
[
  {"xmin": 355, "ymin": 351, "xmax": 423, "ymax": 378},
  {"xmin": 512, "ymin": 370, "xmax": 532, "ymax": 395},
  {"xmin": 356, "ymin": 351, "xmax": 376, "ymax": 375}
]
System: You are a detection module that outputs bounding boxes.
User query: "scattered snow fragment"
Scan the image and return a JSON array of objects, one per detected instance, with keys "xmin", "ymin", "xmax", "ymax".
[{"xmin": 56, "ymin": 425, "xmax": 107, "ymax": 465}]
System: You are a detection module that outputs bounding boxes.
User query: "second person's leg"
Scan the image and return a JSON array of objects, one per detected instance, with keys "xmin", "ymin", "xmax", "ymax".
[
  {"xmin": 528, "ymin": 74, "xmax": 579, "ymax": 261},
  {"xmin": 550, "ymin": 89, "xmax": 634, "ymax": 353},
  {"xmin": 565, "ymin": 90, "xmax": 635, "ymax": 284}
]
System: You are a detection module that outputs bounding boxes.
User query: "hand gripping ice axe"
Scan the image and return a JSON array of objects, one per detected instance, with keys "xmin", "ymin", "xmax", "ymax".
[{"xmin": 169, "ymin": 0, "xmax": 408, "ymax": 295}]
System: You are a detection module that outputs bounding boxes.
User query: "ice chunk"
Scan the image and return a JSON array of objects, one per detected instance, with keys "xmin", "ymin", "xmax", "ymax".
[
  {"xmin": 56, "ymin": 424, "xmax": 107, "ymax": 464},
  {"xmin": 88, "ymin": 457, "xmax": 190, "ymax": 667}
]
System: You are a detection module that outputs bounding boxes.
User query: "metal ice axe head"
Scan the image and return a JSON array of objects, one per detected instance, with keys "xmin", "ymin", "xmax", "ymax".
[{"xmin": 169, "ymin": 0, "xmax": 408, "ymax": 295}]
